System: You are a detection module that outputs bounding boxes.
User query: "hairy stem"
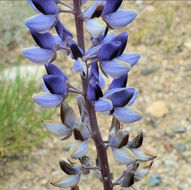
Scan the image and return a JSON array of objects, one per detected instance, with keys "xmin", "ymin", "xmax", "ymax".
[{"xmin": 73, "ymin": 1, "xmax": 113, "ymax": 189}]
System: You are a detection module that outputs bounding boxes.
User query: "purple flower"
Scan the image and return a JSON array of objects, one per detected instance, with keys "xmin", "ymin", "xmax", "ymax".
[
  {"xmin": 25, "ymin": 0, "xmax": 59, "ymax": 32},
  {"xmin": 83, "ymin": 0, "xmax": 137, "ymax": 37},
  {"xmin": 22, "ymin": 30, "xmax": 65, "ymax": 64},
  {"xmin": 94, "ymin": 75, "xmax": 143, "ymax": 123},
  {"xmin": 33, "ymin": 63, "xmax": 68, "ymax": 108},
  {"xmin": 98, "ymin": 32, "xmax": 140, "ymax": 78}
]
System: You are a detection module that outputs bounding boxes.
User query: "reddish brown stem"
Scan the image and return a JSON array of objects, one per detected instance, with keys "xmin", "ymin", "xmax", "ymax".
[{"xmin": 73, "ymin": 1, "xmax": 113, "ymax": 189}]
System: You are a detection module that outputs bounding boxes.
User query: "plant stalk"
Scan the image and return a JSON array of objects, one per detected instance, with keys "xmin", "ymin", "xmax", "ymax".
[{"xmin": 73, "ymin": 1, "xmax": 113, "ymax": 189}]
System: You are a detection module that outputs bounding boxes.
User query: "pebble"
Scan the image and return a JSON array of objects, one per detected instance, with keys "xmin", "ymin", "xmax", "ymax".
[
  {"xmin": 148, "ymin": 174, "xmax": 162, "ymax": 187},
  {"xmin": 141, "ymin": 65, "xmax": 159, "ymax": 75},
  {"xmin": 146, "ymin": 101, "xmax": 169, "ymax": 118},
  {"xmin": 165, "ymin": 159, "xmax": 177, "ymax": 168},
  {"xmin": 176, "ymin": 143, "xmax": 186, "ymax": 154},
  {"xmin": 173, "ymin": 125, "xmax": 187, "ymax": 133},
  {"xmin": 178, "ymin": 184, "xmax": 185, "ymax": 190}
]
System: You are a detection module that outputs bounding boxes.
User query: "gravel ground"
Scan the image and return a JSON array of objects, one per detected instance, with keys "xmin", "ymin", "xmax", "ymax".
[{"xmin": 1, "ymin": 1, "xmax": 191, "ymax": 190}]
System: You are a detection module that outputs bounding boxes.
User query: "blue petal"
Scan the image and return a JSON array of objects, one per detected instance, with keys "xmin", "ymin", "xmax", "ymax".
[
  {"xmin": 86, "ymin": 18, "xmax": 106, "ymax": 38},
  {"xmin": 105, "ymin": 10, "xmax": 137, "ymax": 29},
  {"xmin": 112, "ymin": 147, "xmax": 136, "ymax": 165},
  {"xmin": 31, "ymin": 0, "xmax": 58, "ymax": 15},
  {"xmin": 45, "ymin": 63, "xmax": 68, "ymax": 80},
  {"xmin": 33, "ymin": 92, "xmax": 62, "ymax": 108},
  {"xmin": 25, "ymin": 14, "xmax": 56, "ymax": 33},
  {"xmin": 30, "ymin": 30, "xmax": 56, "ymax": 50},
  {"xmin": 55, "ymin": 19, "xmax": 73, "ymax": 42},
  {"xmin": 73, "ymin": 59, "xmax": 82, "ymax": 72},
  {"xmin": 104, "ymin": 87, "xmax": 127, "ymax": 98},
  {"xmin": 113, "ymin": 106, "xmax": 143, "ymax": 123},
  {"xmin": 89, "ymin": 63, "xmax": 99, "ymax": 81},
  {"xmin": 40, "ymin": 81, "xmax": 49, "ymax": 92},
  {"xmin": 108, "ymin": 75, "xmax": 128, "ymax": 89},
  {"xmin": 102, "ymin": 0, "xmax": 122, "ymax": 15},
  {"xmin": 70, "ymin": 140, "xmax": 89, "ymax": 159},
  {"xmin": 43, "ymin": 121, "xmax": 71, "ymax": 136},
  {"xmin": 102, "ymin": 32, "xmax": 115, "ymax": 44},
  {"xmin": 95, "ymin": 98, "xmax": 113, "ymax": 112},
  {"xmin": 87, "ymin": 82, "xmax": 103, "ymax": 101},
  {"xmin": 116, "ymin": 53, "xmax": 141, "ymax": 67},
  {"xmin": 43, "ymin": 75, "xmax": 66, "ymax": 95},
  {"xmin": 111, "ymin": 32, "xmax": 128, "ymax": 56},
  {"xmin": 110, "ymin": 88, "xmax": 136, "ymax": 107},
  {"xmin": 28, "ymin": 0, "xmax": 40, "ymax": 12},
  {"xmin": 68, "ymin": 40, "xmax": 83, "ymax": 60},
  {"xmin": 22, "ymin": 47, "xmax": 53, "ymax": 64},
  {"xmin": 127, "ymin": 90, "xmax": 139, "ymax": 106},
  {"xmin": 98, "ymin": 41, "xmax": 121, "ymax": 61},
  {"xmin": 101, "ymin": 59, "xmax": 131, "ymax": 78},
  {"xmin": 83, "ymin": 1, "xmax": 106, "ymax": 19},
  {"xmin": 99, "ymin": 74, "xmax": 105, "ymax": 89}
]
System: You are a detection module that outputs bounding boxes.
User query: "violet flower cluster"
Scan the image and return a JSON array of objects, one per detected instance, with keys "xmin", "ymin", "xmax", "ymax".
[{"xmin": 22, "ymin": 0, "xmax": 156, "ymax": 189}]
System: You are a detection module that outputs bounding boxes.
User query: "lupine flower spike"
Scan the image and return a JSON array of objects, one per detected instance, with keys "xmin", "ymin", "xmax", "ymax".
[{"xmin": 23, "ymin": 0, "xmax": 155, "ymax": 189}]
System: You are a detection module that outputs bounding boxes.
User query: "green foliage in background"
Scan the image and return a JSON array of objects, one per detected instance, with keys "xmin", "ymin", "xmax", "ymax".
[
  {"xmin": 0, "ymin": 1, "xmax": 34, "ymax": 51},
  {"xmin": 0, "ymin": 60, "xmax": 56, "ymax": 157}
]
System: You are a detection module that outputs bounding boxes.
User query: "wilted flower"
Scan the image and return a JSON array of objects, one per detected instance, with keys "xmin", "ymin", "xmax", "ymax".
[{"xmin": 111, "ymin": 130, "xmax": 156, "ymax": 165}]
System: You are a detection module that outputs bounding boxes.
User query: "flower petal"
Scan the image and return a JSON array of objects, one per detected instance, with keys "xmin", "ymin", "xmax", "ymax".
[
  {"xmin": 70, "ymin": 140, "xmax": 89, "ymax": 159},
  {"xmin": 110, "ymin": 88, "xmax": 136, "ymax": 107},
  {"xmin": 60, "ymin": 102, "xmax": 76, "ymax": 128},
  {"xmin": 32, "ymin": 92, "xmax": 62, "ymax": 108},
  {"xmin": 43, "ymin": 75, "xmax": 66, "ymax": 95},
  {"xmin": 43, "ymin": 120, "xmax": 71, "ymax": 136},
  {"xmin": 45, "ymin": 63, "xmax": 68, "ymax": 80},
  {"xmin": 116, "ymin": 53, "xmax": 141, "ymax": 67},
  {"xmin": 95, "ymin": 98, "xmax": 113, "ymax": 112},
  {"xmin": 113, "ymin": 106, "xmax": 143, "ymax": 123},
  {"xmin": 111, "ymin": 32, "xmax": 128, "ymax": 57},
  {"xmin": 104, "ymin": 87, "xmax": 127, "ymax": 98},
  {"xmin": 99, "ymin": 74, "xmax": 105, "ymax": 89},
  {"xmin": 134, "ymin": 162, "xmax": 153, "ymax": 181},
  {"xmin": 30, "ymin": 30, "xmax": 56, "ymax": 50},
  {"xmin": 87, "ymin": 82, "xmax": 103, "ymax": 101},
  {"xmin": 31, "ymin": 0, "xmax": 58, "ymax": 15},
  {"xmin": 51, "ymin": 174, "xmax": 80, "ymax": 188},
  {"xmin": 102, "ymin": 0, "xmax": 122, "ymax": 15},
  {"xmin": 25, "ymin": 14, "xmax": 56, "ymax": 33},
  {"xmin": 101, "ymin": 59, "xmax": 131, "ymax": 78},
  {"xmin": 112, "ymin": 147, "xmax": 137, "ymax": 165},
  {"xmin": 105, "ymin": 10, "xmax": 137, "ymax": 29},
  {"xmin": 22, "ymin": 47, "xmax": 53, "ymax": 64},
  {"xmin": 86, "ymin": 18, "xmax": 106, "ymax": 38},
  {"xmin": 130, "ymin": 148, "xmax": 156, "ymax": 162},
  {"xmin": 98, "ymin": 41, "xmax": 121, "ymax": 61},
  {"xmin": 55, "ymin": 18, "xmax": 73, "ymax": 41},
  {"xmin": 108, "ymin": 75, "xmax": 128, "ymax": 89},
  {"xmin": 83, "ymin": 1, "xmax": 105, "ymax": 19}
]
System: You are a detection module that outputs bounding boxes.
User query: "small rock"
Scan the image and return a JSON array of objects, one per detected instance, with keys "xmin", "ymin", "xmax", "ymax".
[
  {"xmin": 178, "ymin": 184, "xmax": 185, "ymax": 190},
  {"xmin": 173, "ymin": 125, "xmax": 186, "ymax": 133},
  {"xmin": 165, "ymin": 159, "xmax": 177, "ymax": 168},
  {"xmin": 146, "ymin": 101, "xmax": 169, "ymax": 118},
  {"xmin": 184, "ymin": 41, "xmax": 191, "ymax": 50},
  {"xmin": 176, "ymin": 143, "xmax": 186, "ymax": 154},
  {"xmin": 141, "ymin": 65, "xmax": 159, "ymax": 75},
  {"xmin": 148, "ymin": 175, "xmax": 162, "ymax": 187}
]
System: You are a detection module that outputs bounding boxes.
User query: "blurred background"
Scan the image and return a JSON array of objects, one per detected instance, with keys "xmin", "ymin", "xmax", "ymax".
[{"xmin": 0, "ymin": 1, "xmax": 191, "ymax": 190}]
